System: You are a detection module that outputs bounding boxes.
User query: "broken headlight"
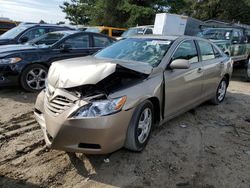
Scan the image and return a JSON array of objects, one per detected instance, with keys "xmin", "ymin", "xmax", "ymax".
[{"xmin": 73, "ymin": 96, "xmax": 126, "ymax": 118}]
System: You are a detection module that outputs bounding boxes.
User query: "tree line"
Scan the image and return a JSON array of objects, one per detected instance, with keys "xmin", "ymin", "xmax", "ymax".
[{"xmin": 60, "ymin": 0, "xmax": 250, "ymax": 27}]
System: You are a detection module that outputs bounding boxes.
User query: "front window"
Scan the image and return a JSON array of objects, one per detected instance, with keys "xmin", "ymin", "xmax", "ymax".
[
  {"xmin": 198, "ymin": 29, "xmax": 232, "ymax": 40},
  {"xmin": 21, "ymin": 28, "xmax": 48, "ymax": 41},
  {"xmin": 172, "ymin": 40, "xmax": 198, "ymax": 64},
  {"xmin": 29, "ymin": 32, "xmax": 65, "ymax": 46},
  {"xmin": 95, "ymin": 38, "xmax": 173, "ymax": 67},
  {"xmin": 0, "ymin": 25, "xmax": 29, "ymax": 39}
]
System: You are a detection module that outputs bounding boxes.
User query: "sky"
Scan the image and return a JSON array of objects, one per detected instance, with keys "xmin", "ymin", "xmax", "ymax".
[{"xmin": 0, "ymin": 0, "xmax": 68, "ymax": 24}]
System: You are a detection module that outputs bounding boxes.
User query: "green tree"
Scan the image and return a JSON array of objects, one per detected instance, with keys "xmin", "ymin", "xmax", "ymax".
[
  {"xmin": 60, "ymin": 0, "xmax": 96, "ymax": 25},
  {"xmin": 61, "ymin": 0, "xmax": 173, "ymax": 27},
  {"xmin": 60, "ymin": 0, "xmax": 250, "ymax": 26}
]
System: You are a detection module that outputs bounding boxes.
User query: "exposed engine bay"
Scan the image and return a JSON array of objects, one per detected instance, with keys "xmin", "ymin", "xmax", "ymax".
[{"xmin": 65, "ymin": 65, "xmax": 149, "ymax": 100}]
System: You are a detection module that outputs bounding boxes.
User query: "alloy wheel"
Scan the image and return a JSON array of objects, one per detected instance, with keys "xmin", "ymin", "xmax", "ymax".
[
  {"xmin": 137, "ymin": 108, "xmax": 152, "ymax": 144},
  {"xmin": 217, "ymin": 80, "xmax": 227, "ymax": 102},
  {"xmin": 26, "ymin": 68, "xmax": 47, "ymax": 90}
]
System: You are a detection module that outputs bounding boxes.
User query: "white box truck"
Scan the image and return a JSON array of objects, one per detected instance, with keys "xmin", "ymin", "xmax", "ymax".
[{"xmin": 153, "ymin": 13, "xmax": 203, "ymax": 36}]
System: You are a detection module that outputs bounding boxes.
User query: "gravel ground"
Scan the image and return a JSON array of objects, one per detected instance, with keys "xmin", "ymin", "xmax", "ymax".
[{"xmin": 0, "ymin": 72, "xmax": 250, "ymax": 188}]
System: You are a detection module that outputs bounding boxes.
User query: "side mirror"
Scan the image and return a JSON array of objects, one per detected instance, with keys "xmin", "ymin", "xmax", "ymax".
[
  {"xmin": 60, "ymin": 44, "xmax": 71, "ymax": 52},
  {"xmin": 169, "ymin": 59, "xmax": 191, "ymax": 69},
  {"xmin": 19, "ymin": 36, "xmax": 29, "ymax": 43}
]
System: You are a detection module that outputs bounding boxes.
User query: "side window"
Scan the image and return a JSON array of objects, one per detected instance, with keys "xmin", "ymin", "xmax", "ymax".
[
  {"xmin": 63, "ymin": 34, "xmax": 89, "ymax": 49},
  {"xmin": 93, "ymin": 35, "xmax": 111, "ymax": 47},
  {"xmin": 232, "ymin": 31, "xmax": 240, "ymax": 43},
  {"xmin": 111, "ymin": 29, "xmax": 124, "ymax": 37},
  {"xmin": 21, "ymin": 28, "xmax": 48, "ymax": 40},
  {"xmin": 145, "ymin": 28, "xmax": 153, "ymax": 34},
  {"xmin": 213, "ymin": 46, "xmax": 222, "ymax": 58},
  {"xmin": 197, "ymin": 40, "xmax": 215, "ymax": 61},
  {"xmin": 172, "ymin": 40, "xmax": 198, "ymax": 64}
]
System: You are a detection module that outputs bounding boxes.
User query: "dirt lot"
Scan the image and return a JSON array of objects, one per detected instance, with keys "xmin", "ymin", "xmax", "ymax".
[{"xmin": 0, "ymin": 73, "xmax": 250, "ymax": 188}]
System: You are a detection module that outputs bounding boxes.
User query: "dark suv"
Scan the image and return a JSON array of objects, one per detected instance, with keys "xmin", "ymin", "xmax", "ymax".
[
  {"xmin": 0, "ymin": 23, "xmax": 74, "ymax": 45},
  {"xmin": 0, "ymin": 31, "xmax": 115, "ymax": 92}
]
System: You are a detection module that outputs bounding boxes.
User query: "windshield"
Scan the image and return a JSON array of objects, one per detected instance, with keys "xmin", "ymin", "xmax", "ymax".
[
  {"xmin": 85, "ymin": 27, "xmax": 100, "ymax": 33},
  {"xmin": 121, "ymin": 28, "xmax": 145, "ymax": 38},
  {"xmin": 28, "ymin": 32, "xmax": 65, "ymax": 46},
  {"xmin": 198, "ymin": 29, "xmax": 232, "ymax": 40},
  {"xmin": 0, "ymin": 25, "xmax": 29, "ymax": 39},
  {"xmin": 95, "ymin": 38, "xmax": 173, "ymax": 67}
]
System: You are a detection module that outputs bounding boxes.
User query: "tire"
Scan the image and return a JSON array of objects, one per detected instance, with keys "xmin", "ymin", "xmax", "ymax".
[
  {"xmin": 20, "ymin": 64, "xmax": 48, "ymax": 92},
  {"xmin": 124, "ymin": 100, "xmax": 154, "ymax": 152},
  {"xmin": 211, "ymin": 77, "xmax": 228, "ymax": 105},
  {"xmin": 245, "ymin": 58, "xmax": 250, "ymax": 82}
]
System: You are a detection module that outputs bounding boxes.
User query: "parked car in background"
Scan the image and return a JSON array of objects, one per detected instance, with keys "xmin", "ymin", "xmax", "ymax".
[
  {"xmin": 84, "ymin": 26, "xmax": 126, "ymax": 38},
  {"xmin": 0, "ymin": 31, "xmax": 115, "ymax": 91},
  {"xmin": 198, "ymin": 27, "xmax": 250, "ymax": 81},
  {"xmin": 34, "ymin": 35, "xmax": 232, "ymax": 154},
  {"xmin": 120, "ymin": 25, "xmax": 154, "ymax": 39},
  {"xmin": 0, "ymin": 20, "xmax": 18, "ymax": 35},
  {"xmin": 0, "ymin": 23, "xmax": 74, "ymax": 45}
]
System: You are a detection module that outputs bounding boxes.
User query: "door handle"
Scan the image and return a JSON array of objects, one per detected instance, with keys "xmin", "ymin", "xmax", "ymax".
[{"xmin": 197, "ymin": 68, "xmax": 203, "ymax": 73}]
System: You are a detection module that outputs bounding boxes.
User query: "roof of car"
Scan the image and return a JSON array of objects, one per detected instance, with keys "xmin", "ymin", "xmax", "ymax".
[
  {"xmin": 130, "ymin": 35, "xmax": 180, "ymax": 40},
  {"xmin": 48, "ymin": 30, "xmax": 115, "ymax": 40},
  {"xmin": 19, "ymin": 23, "xmax": 72, "ymax": 28},
  {"xmin": 130, "ymin": 34, "xmax": 212, "ymax": 40}
]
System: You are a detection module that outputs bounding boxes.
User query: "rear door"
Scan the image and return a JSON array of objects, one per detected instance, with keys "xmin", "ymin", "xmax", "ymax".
[
  {"xmin": 90, "ymin": 34, "xmax": 114, "ymax": 54},
  {"xmin": 196, "ymin": 40, "xmax": 224, "ymax": 98},
  {"xmin": 164, "ymin": 40, "xmax": 204, "ymax": 118},
  {"xmin": 49, "ymin": 33, "xmax": 91, "ymax": 62}
]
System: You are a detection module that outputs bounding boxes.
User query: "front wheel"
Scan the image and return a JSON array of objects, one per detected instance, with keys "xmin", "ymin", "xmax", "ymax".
[
  {"xmin": 20, "ymin": 64, "xmax": 48, "ymax": 92},
  {"xmin": 211, "ymin": 77, "xmax": 228, "ymax": 105},
  {"xmin": 124, "ymin": 100, "xmax": 154, "ymax": 152}
]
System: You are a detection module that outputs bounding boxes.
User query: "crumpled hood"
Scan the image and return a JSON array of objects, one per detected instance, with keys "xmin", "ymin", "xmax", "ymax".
[{"xmin": 48, "ymin": 56, "xmax": 153, "ymax": 88}]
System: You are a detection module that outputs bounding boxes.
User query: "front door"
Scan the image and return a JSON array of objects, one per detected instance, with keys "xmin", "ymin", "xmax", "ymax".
[{"xmin": 164, "ymin": 40, "xmax": 204, "ymax": 118}]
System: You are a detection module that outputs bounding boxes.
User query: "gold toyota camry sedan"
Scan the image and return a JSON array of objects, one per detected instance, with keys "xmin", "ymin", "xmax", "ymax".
[{"xmin": 34, "ymin": 35, "xmax": 233, "ymax": 154}]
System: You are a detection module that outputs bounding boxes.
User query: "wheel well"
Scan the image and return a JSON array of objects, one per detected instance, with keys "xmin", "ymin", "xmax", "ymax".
[
  {"xmin": 23, "ymin": 63, "xmax": 49, "ymax": 70},
  {"xmin": 19, "ymin": 63, "xmax": 49, "ymax": 84},
  {"xmin": 224, "ymin": 74, "xmax": 230, "ymax": 87},
  {"xmin": 148, "ymin": 97, "xmax": 160, "ymax": 124}
]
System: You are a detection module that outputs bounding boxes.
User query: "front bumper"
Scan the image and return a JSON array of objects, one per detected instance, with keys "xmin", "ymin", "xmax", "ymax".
[
  {"xmin": 0, "ymin": 64, "xmax": 19, "ymax": 86},
  {"xmin": 34, "ymin": 90, "xmax": 134, "ymax": 154}
]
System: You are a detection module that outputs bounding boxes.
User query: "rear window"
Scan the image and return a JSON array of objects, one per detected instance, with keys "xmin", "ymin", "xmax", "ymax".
[
  {"xmin": 93, "ymin": 35, "xmax": 111, "ymax": 47},
  {"xmin": 111, "ymin": 29, "xmax": 124, "ymax": 37}
]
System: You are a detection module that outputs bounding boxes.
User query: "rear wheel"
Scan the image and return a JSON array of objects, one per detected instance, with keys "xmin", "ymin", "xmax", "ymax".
[
  {"xmin": 20, "ymin": 64, "xmax": 48, "ymax": 92},
  {"xmin": 124, "ymin": 100, "xmax": 154, "ymax": 152},
  {"xmin": 211, "ymin": 77, "xmax": 228, "ymax": 105}
]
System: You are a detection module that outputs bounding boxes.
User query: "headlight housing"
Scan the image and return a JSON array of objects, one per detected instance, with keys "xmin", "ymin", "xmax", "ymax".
[
  {"xmin": 0, "ymin": 57, "xmax": 22, "ymax": 64},
  {"xmin": 73, "ymin": 96, "xmax": 127, "ymax": 118}
]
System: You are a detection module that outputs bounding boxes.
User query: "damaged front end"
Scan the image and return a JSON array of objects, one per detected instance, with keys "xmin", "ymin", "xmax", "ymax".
[{"xmin": 34, "ymin": 57, "xmax": 153, "ymax": 153}]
